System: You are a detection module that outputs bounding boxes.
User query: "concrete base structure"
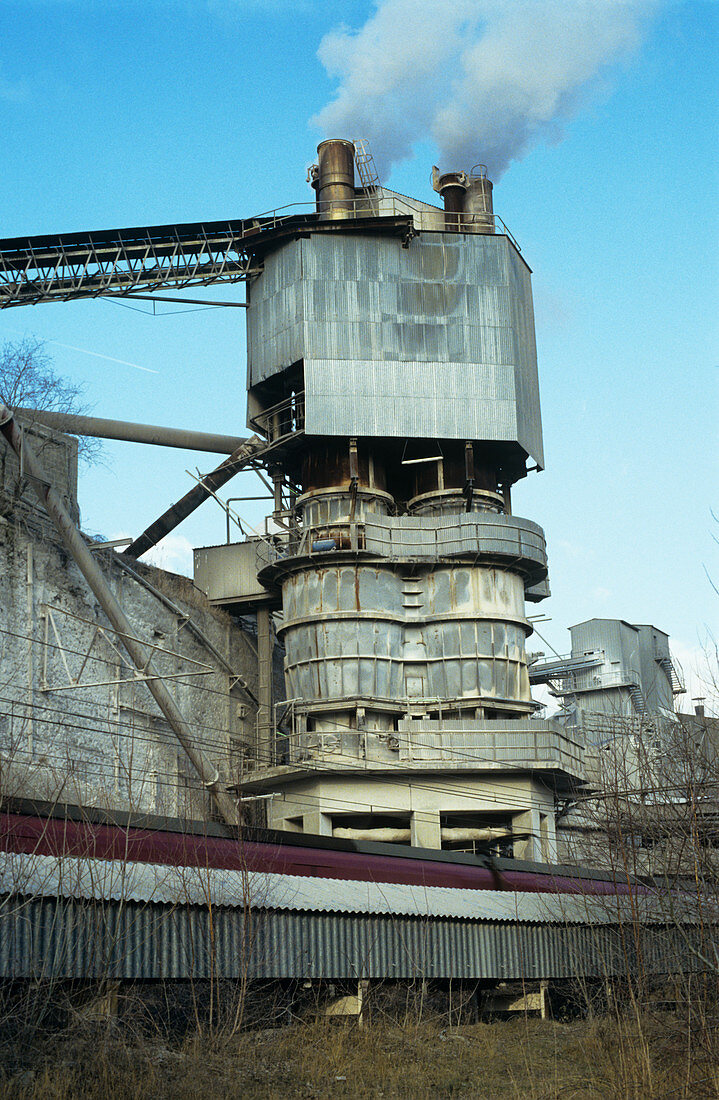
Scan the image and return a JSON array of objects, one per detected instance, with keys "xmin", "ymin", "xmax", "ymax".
[
  {"xmin": 236, "ymin": 713, "xmax": 582, "ymax": 858},
  {"xmin": 239, "ymin": 767, "xmax": 562, "ymax": 862}
]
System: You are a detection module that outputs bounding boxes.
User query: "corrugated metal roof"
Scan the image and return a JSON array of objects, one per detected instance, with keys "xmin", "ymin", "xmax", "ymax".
[{"xmin": 0, "ymin": 851, "xmax": 696, "ymax": 927}]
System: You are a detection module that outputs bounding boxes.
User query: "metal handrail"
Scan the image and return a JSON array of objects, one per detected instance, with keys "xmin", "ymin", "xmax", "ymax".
[
  {"xmin": 252, "ymin": 392, "xmax": 305, "ymax": 443},
  {"xmin": 557, "ymin": 667, "xmax": 644, "ymax": 691},
  {"xmin": 245, "ymin": 196, "xmax": 521, "ymax": 249},
  {"xmin": 1, "ymin": 195, "xmax": 522, "ymax": 309}
]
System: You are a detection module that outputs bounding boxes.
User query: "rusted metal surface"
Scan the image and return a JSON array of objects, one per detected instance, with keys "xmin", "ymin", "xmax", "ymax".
[
  {"xmin": 279, "ymin": 563, "xmax": 533, "ymax": 718},
  {"xmin": 15, "ymin": 409, "xmax": 247, "ymax": 454},
  {"xmin": 436, "ymin": 170, "xmax": 467, "ymax": 230},
  {"xmin": 124, "ymin": 435, "xmax": 263, "ymax": 559},
  {"xmin": 316, "ymin": 139, "xmax": 356, "ymax": 220},
  {"xmin": 0, "ymin": 404, "xmax": 239, "ymax": 826}
]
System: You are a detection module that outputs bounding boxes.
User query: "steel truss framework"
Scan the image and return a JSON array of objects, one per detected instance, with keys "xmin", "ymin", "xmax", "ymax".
[
  {"xmin": 0, "ymin": 218, "xmax": 266, "ymax": 307},
  {"xmin": 38, "ymin": 603, "xmax": 214, "ymax": 693},
  {"xmin": 0, "ymin": 212, "xmax": 416, "ymax": 308}
]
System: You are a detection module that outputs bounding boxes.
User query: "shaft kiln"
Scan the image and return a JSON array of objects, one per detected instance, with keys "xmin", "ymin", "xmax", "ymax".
[{"xmin": 196, "ymin": 139, "xmax": 584, "ymax": 857}]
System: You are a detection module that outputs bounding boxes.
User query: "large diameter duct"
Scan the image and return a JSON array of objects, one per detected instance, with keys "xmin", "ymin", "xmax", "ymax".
[
  {"xmin": 333, "ymin": 826, "xmax": 514, "ymax": 843},
  {"xmin": 279, "ymin": 564, "xmax": 533, "ymax": 722},
  {"xmin": 15, "ymin": 409, "xmax": 247, "ymax": 454},
  {"xmin": 316, "ymin": 139, "xmax": 356, "ymax": 220},
  {"xmin": 0, "ymin": 403, "xmax": 239, "ymax": 827},
  {"xmin": 124, "ymin": 435, "xmax": 262, "ymax": 559}
]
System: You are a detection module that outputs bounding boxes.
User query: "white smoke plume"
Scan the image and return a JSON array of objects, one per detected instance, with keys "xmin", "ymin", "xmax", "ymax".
[{"xmin": 313, "ymin": 0, "xmax": 657, "ymax": 179}]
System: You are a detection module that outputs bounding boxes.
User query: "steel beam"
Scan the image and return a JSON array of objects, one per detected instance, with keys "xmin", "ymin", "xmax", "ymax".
[
  {"xmin": 0, "ymin": 403, "xmax": 239, "ymax": 826},
  {"xmin": 0, "ymin": 212, "xmax": 415, "ymax": 308}
]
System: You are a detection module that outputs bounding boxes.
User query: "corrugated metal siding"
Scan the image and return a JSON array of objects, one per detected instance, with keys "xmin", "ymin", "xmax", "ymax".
[
  {"xmin": 361, "ymin": 512, "xmax": 547, "ymax": 573},
  {"xmin": 0, "ymin": 895, "xmax": 697, "ymax": 981},
  {"xmin": 247, "ymin": 233, "xmax": 543, "ymax": 463}
]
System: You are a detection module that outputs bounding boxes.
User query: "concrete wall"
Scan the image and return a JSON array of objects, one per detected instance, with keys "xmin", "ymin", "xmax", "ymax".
[{"xmin": 0, "ymin": 431, "xmax": 261, "ymax": 822}]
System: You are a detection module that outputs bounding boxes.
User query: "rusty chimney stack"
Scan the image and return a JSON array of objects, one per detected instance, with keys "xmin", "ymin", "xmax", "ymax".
[
  {"xmin": 438, "ymin": 170, "xmax": 467, "ymax": 230},
  {"xmin": 432, "ymin": 164, "xmax": 494, "ymax": 233},
  {"xmin": 313, "ymin": 139, "xmax": 356, "ymax": 220}
]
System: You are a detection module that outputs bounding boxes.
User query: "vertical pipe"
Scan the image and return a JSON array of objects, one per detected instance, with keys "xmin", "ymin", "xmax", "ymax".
[
  {"xmin": 437, "ymin": 172, "xmax": 467, "ymax": 231},
  {"xmin": 464, "ymin": 175, "xmax": 494, "ymax": 234},
  {"xmin": 0, "ymin": 404, "xmax": 239, "ymax": 826},
  {"xmin": 256, "ymin": 606, "xmax": 273, "ymax": 765},
  {"xmin": 25, "ymin": 546, "xmax": 34, "ymax": 755}
]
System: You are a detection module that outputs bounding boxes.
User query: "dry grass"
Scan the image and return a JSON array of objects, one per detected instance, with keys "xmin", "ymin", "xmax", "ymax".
[{"xmin": 0, "ymin": 1013, "xmax": 717, "ymax": 1100}]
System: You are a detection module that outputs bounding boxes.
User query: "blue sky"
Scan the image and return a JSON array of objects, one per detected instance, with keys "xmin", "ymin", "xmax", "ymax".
[{"xmin": 1, "ymin": 0, "xmax": 717, "ymax": 707}]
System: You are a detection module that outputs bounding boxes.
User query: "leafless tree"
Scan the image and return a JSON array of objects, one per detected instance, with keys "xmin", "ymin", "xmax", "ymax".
[{"xmin": 0, "ymin": 337, "xmax": 102, "ymax": 465}]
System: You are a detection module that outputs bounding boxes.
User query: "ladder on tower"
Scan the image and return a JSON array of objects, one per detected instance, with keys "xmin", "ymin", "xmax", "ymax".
[{"xmin": 353, "ymin": 139, "xmax": 380, "ymax": 215}]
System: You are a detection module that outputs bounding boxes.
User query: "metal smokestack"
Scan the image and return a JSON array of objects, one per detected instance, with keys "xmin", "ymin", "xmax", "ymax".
[
  {"xmin": 434, "ymin": 169, "xmax": 467, "ymax": 230},
  {"xmin": 314, "ymin": 139, "xmax": 356, "ymax": 220},
  {"xmin": 464, "ymin": 165, "xmax": 494, "ymax": 234},
  {"xmin": 432, "ymin": 164, "xmax": 495, "ymax": 233}
]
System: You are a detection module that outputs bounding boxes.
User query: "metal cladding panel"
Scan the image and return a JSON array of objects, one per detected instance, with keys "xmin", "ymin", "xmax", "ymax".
[
  {"xmin": 634, "ymin": 624, "xmax": 674, "ymax": 712},
  {"xmin": 279, "ymin": 561, "xmax": 537, "ymax": 708},
  {"xmin": 193, "ymin": 541, "xmax": 267, "ymax": 604},
  {"xmin": 305, "ymin": 361, "xmax": 517, "ymax": 440},
  {"xmin": 361, "ymin": 511, "xmax": 547, "ymax": 578},
  {"xmin": 0, "ymin": 895, "xmax": 700, "ymax": 981},
  {"xmin": 247, "ymin": 232, "xmax": 543, "ymax": 461},
  {"xmin": 570, "ymin": 619, "xmax": 641, "ymax": 678},
  {"xmin": 508, "ymin": 245, "xmax": 544, "ymax": 468},
  {"xmin": 247, "ymin": 239, "xmax": 305, "ymax": 387}
]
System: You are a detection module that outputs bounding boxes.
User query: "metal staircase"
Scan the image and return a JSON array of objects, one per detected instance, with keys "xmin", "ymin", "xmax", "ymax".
[
  {"xmin": 628, "ymin": 682, "xmax": 647, "ymax": 716},
  {"xmin": 656, "ymin": 654, "xmax": 685, "ymax": 695}
]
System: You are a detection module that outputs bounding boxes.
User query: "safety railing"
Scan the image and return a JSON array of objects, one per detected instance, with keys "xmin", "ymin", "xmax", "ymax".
[
  {"xmin": 244, "ymin": 195, "xmax": 521, "ymax": 250},
  {"xmin": 255, "ymin": 521, "xmax": 366, "ymax": 574},
  {"xmin": 251, "ymin": 392, "xmax": 305, "ymax": 445},
  {"xmin": 553, "ymin": 666, "xmax": 644, "ymax": 692}
]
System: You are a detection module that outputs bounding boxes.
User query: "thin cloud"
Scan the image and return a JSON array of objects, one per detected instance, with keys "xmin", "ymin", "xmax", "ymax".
[{"xmin": 48, "ymin": 341, "xmax": 159, "ymax": 374}]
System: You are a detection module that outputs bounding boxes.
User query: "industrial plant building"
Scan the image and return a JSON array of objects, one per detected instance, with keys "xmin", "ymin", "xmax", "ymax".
[{"xmin": 0, "ymin": 139, "xmax": 708, "ymax": 996}]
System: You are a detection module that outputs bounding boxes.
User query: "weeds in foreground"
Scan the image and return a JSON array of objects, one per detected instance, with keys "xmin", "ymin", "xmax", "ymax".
[{"xmin": 0, "ymin": 1011, "xmax": 718, "ymax": 1100}]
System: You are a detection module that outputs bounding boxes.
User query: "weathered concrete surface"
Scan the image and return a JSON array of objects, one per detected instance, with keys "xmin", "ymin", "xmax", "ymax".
[{"xmin": 0, "ymin": 428, "xmax": 262, "ymax": 822}]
